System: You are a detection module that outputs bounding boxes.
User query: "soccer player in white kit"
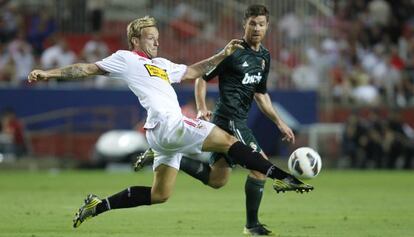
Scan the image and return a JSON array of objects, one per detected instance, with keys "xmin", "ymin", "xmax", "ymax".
[{"xmin": 27, "ymin": 16, "xmax": 313, "ymax": 230}]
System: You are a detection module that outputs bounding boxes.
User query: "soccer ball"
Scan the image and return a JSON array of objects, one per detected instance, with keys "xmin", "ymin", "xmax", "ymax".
[{"xmin": 288, "ymin": 147, "xmax": 322, "ymax": 179}]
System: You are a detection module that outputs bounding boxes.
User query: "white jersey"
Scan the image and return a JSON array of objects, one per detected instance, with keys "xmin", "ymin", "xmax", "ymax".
[{"xmin": 96, "ymin": 50, "xmax": 187, "ymax": 129}]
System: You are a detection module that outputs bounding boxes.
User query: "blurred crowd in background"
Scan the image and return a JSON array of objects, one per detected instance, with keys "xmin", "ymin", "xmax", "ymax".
[
  {"xmin": 343, "ymin": 109, "xmax": 414, "ymax": 169},
  {"xmin": 1, "ymin": 0, "xmax": 414, "ymax": 106},
  {"xmin": 1, "ymin": 0, "xmax": 414, "ymax": 169},
  {"xmin": 0, "ymin": 107, "xmax": 26, "ymax": 160}
]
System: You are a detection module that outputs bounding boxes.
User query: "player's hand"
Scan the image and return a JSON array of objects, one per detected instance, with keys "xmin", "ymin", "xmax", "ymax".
[
  {"xmin": 197, "ymin": 109, "xmax": 212, "ymax": 121},
  {"xmin": 28, "ymin": 70, "xmax": 49, "ymax": 83},
  {"xmin": 222, "ymin": 39, "xmax": 244, "ymax": 56},
  {"xmin": 278, "ymin": 121, "xmax": 295, "ymax": 144}
]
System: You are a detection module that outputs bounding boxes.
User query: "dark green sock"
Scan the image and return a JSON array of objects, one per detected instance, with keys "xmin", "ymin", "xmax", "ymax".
[
  {"xmin": 245, "ymin": 175, "xmax": 265, "ymax": 228},
  {"xmin": 180, "ymin": 156, "xmax": 211, "ymax": 185}
]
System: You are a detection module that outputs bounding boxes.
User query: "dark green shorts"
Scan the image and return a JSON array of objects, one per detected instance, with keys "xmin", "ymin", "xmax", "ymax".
[{"xmin": 210, "ymin": 115, "xmax": 262, "ymax": 167}]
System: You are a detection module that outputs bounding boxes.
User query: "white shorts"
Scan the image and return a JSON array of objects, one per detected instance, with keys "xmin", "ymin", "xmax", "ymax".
[{"xmin": 145, "ymin": 114, "xmax": 215, "ymax": 170}]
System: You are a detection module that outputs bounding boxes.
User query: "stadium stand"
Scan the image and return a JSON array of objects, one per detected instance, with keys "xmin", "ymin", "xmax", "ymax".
[{"xmin": 0, "ymin": 0, "xmax": 413, "ymax": 169}]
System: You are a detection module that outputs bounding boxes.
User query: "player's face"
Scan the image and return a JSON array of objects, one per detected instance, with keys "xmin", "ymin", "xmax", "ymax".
[
  {"xmin": 243, "ymin": 15, "xmax": 268, "ymax": 45},
  {"xmin": 138, "ymin": 27, "xmax": 159, "ymax": 58}
]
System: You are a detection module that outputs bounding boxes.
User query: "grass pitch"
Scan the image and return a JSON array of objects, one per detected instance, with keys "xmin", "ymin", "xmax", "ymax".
[{"xmin": 0, "ymin": 169, "xmax": 413, "ymax": 237}]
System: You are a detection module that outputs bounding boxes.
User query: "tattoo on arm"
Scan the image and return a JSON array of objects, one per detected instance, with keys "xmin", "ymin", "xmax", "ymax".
[
  {"xmin": 60, "ymin": 65, "xmax": 91, "ymax": 80},
  {"xmin": 192, "ymin": 57, "xmax": 218, "ymax": 76},
  {"xmin": 184, "ymin": 52, "xmax": 225, "ymax": 80},
  {"xmin": 202, "ymin": 59, "xmax": 216, "ymax": 74},
  {"xmin": 43, "ymin": 63, "xmax": 102, "ymax": 80}
]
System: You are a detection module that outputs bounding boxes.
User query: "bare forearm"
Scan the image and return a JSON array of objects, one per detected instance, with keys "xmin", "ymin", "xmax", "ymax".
[
  {"xmin": 255, "ymin": 93, "xmax": 283, "ymax": 125},
  {"xmin": 195, "ymin": 78, "xmax": 208, "ymax": 110},
  {"xmin": 255, "ymin": 93, "xmax": 295, "ymax": 142},
  {"xmin": 181, "ymin": 39, "xmax": 243, "ymax": 81},
  {"xmin": 192, "ymin": 53, "xmax": 225, "ymax": 76},
  {"xmin": 261, "ymin": 104, "xmax": 282, "ymax": 124},
  {"xmin": 184, "ymin": 53, "xmax": 226, "ymax": 81},
  {"xmin": 45, "ymin": 63, "xmax": 103, "ymax": 80}
]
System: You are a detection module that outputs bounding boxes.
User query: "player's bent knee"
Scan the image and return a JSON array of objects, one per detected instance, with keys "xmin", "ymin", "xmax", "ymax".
[
  {"xmin": 151, "ymin": 192, "xmax": 171, "ymax": 204},
  {"xmin": 208, "ymin": 175, "xmax": 228, "ymax": 189},
  {"xmin": 151, "ymin": 187, "xmax": 173, "ymax": 204},
  {"xmin": 208, "ymin": 173, "xmax": 230, "ymax": 189},
  {"xmin": 208, "ymin": 179, "xmax": 228, "ymax": 189},
  {"xmin": 208, "ymin": 159, "xmax": 231, "ymax": 189}
]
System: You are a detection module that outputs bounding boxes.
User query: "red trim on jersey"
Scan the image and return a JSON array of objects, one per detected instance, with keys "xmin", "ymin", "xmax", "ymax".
[
  {"xmin": 183, "ymin": 118, "xmax": 197, "ymax": 127},
  {"xmin": 132, "ymin": 50, "xmax": 150, "ymax": 59}
]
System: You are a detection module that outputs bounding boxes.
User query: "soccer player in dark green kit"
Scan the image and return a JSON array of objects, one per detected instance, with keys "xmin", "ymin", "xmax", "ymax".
[
  {"xmin": 194, "ymin": 5, "xmax": 294, "ymax": 235},
  {"xmin": 136, "ymin": 4, "xmax": 303, "ymax": 236}
]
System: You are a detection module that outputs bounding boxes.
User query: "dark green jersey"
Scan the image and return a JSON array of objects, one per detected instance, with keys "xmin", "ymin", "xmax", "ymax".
[{"xmin": 203, "ymin": 40, "xmax": 270, "ymax": 121}]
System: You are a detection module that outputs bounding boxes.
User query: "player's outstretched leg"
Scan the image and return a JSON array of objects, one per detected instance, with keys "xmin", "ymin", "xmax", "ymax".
[
  {"xmin": 73, "ymin": 186, "xmax": 152, "ymax": 228},
  {"xmin": 226, "ymin": 141, "xmax": 314, "ymax": 193},
  {"xmin": 73, "ymin": 194, "xmax": 102, "ymax": 228},
  {"xmin": 134, "ymin": 148, "xmax": 155, "ymax": 171}
]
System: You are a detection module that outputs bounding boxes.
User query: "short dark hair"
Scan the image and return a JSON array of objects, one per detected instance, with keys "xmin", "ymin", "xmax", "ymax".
[{"xmin": 244, "ymin": 4, "xmax": 269, "ymax": 22}]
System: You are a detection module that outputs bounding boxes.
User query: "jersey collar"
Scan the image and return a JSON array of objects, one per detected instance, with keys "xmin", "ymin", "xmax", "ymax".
[
  {"xmin": 132, "ymin": 50, "xmax": 150, "ymax": 59},
  {"xmin": 242, "ymin": 39, "xmax": 261, "ymax": 53}
]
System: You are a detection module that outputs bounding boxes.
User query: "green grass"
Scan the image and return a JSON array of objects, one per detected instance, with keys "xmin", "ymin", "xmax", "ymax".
[{"xmin": 0, "ymin": 169, "xmax": 413, "ymax": 237}]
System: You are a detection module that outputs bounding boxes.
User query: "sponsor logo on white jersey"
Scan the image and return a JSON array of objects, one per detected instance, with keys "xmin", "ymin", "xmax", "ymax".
[
  {"xmin": 242, "ymin": 72, "xmax": 262, "ymax": 84},
  {"xmin": 144, "ymin": 64, "xmax": 170, "ymax": 83}
]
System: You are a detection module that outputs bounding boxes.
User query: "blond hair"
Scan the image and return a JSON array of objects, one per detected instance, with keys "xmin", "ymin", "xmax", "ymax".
[{"xmin": 127, "ymin": 16, "xmax": 157, "ymax": 49}]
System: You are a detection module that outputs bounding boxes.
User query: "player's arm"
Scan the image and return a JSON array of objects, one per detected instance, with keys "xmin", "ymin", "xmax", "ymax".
[
  {"xmin": 254, "ymin": 92, "xmax": 295, "ymax": 144},
  {"xmin": 28, "ymin": 63, "xmax": 105, "ymax": 82},
  {"xmin": 194, "ymin": 78, "xmax": 212, "ymax": 121},
  {"xmin": 182, "ymin": 39, "xmax": 243, "ymax": 81}
]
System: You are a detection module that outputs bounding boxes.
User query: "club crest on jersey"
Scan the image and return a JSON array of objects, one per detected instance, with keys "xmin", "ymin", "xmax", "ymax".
[
  {"xmin": 261, "ymin": 59, "xmax": 266, "ymax": 70},
  {"xmin": 242, "ymin": 72, "xmax": 262, "ymax": 84},
  {"xmin": 249, "ymin": 142, "xmax": 258, "ymax": 152},
  {"xmin": 144, "ymin": 64, "xmax": 170, "ymax": 83}
]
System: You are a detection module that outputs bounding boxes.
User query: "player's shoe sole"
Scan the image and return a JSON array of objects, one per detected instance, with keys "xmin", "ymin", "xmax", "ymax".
[
  {"xmin": 273, "ymin": 175, "xmax": 314, "ymax": 193},
  {"xmin": 133, "ymin": 148, "xmax": 155, "ymax": 171},
  {"xmin": 243, "ymin": 224, "xmax": 274, "ymax": 236},
  {"xmin": 73, "ymin": 194, "xmax": 102, "ymax": 228}
]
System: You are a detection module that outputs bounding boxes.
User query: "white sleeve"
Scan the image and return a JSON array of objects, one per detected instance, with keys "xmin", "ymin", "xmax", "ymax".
[
  {"xmin": 154, "ymin": 58, "xmax": 187, "ymax": 83},
  {"xmin": 95, "ymin": 50, "xmax": 126, "ymax": 77},
  {"xmin": 168, "ymin": 62, "xmax": 187, "ymax": 83}
]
